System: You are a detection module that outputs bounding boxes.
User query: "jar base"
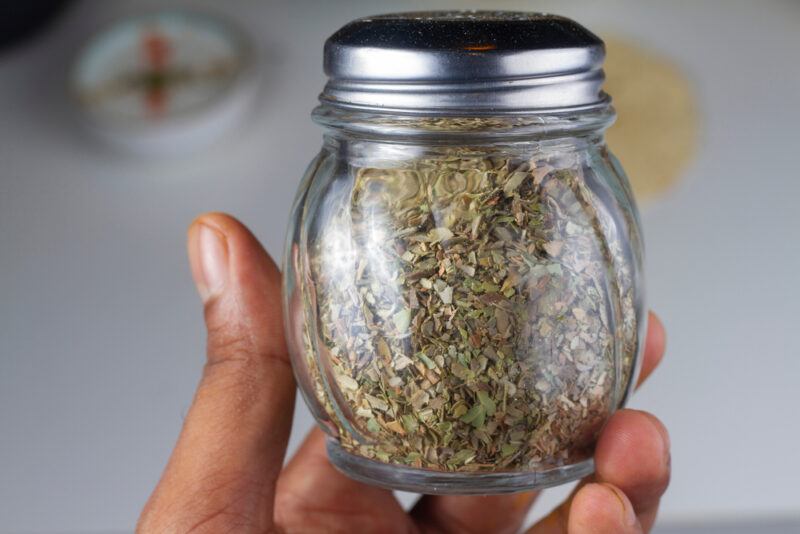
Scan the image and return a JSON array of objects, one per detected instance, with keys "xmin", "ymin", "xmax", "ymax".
[{"xmin": 326, "ymin": 439, "xmax": 595, "ymax": 495}]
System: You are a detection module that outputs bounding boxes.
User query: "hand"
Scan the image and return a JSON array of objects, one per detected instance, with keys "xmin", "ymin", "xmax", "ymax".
[{"xmin": 138, "ymin": 213, "xmax": 669, "ymax": 534}]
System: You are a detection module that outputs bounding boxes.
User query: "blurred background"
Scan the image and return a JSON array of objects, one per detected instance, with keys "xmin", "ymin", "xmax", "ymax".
[{"xmin": 1, "ymin": 1, "xmax": 799, "ymax": 532}]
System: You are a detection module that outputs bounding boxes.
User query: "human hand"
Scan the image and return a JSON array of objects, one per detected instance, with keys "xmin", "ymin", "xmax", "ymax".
[{"xmin": 137, "ymin": 212, "xmax": 669, "ymax": 534}]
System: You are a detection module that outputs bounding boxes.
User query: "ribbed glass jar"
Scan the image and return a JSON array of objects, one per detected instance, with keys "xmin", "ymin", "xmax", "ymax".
[{"xmin": 282, "ymin": 12, "xmax": 645, "ymax": 494}]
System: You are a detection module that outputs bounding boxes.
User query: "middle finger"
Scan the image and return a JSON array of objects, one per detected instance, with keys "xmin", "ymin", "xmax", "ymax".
[
  {"xmin": 593, "ymin": 410, "xmax": 671, "ymax": 531},
  {"xmin": 413, "ymin": 491, "xmax": 539, "ymax": 534},
  {"xmin": 274, "ymin": 428, "xmax": 411, "ymax": 534}
]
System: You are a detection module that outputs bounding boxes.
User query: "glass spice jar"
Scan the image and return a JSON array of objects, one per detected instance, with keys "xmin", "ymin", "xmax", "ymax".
[{"xmin": 282, "ymin": 11, "xmax": 646, "ymax": 495}]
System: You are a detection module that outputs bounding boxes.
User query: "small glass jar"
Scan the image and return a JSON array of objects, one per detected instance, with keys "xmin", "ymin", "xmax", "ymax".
[{"xmin": 283, "ymin": 11, "xmax": 645, "ymax": 494}]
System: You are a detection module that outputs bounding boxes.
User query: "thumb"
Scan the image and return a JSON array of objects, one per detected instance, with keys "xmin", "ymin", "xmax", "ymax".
[{"xmin": 138, "ymin": 213, "xmax": 295, "ymax": 533}]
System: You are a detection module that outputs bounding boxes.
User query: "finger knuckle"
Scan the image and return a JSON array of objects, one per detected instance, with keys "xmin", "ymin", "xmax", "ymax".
[{"xmin": 204, "ymin": 310, "xmax": 290, "ymax": 372}]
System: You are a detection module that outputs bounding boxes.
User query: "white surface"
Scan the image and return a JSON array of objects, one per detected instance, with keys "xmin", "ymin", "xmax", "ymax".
[{"xmin": 1, "ymin": 0, "xmax": 799, "ymax": 532}]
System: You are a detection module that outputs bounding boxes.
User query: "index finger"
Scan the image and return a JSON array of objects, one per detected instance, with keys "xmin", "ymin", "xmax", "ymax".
[{"xmin": 637, "ymin": 312, "xmax": 666, "ymax": 387}]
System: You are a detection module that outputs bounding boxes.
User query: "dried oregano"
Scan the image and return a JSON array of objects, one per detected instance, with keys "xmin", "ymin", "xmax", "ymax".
[{"xmin": 298, "ymin": 148, "xmax": 638, "ymax": 472}]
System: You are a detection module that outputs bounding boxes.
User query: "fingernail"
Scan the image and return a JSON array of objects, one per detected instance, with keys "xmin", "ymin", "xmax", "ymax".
[
  {"xmin": 601, "ymin": 483, "xmax": 637, "ymax": 527},
  {"xmin": 640, "ymin": 411, "xmax": 671, "ymax": 467},
  {"xmin": 192, "ymin": 223, "xmax": 228, "ymax": 302}
]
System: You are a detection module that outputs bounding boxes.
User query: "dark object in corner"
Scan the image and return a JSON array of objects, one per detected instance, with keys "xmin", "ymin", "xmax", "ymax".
[{"xmin": 0, "ymin": 1, "xmax": 74, "ymax": 52}]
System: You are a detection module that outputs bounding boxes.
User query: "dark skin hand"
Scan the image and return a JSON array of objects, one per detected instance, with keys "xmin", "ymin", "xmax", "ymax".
[{"xmin": 138, "ymin": 213, "xmax": 670, "ymax": 534}]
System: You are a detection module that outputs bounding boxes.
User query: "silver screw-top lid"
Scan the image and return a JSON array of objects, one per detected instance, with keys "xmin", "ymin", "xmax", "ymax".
[{"xmin": 321, "ymin": 11, "xmax": 608, "ymax": 115}]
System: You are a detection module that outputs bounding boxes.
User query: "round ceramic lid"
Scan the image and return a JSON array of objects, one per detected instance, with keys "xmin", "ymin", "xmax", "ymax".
[{"xmin": 71, "ymin": 9, "xmax": 256, "ymax": 154}]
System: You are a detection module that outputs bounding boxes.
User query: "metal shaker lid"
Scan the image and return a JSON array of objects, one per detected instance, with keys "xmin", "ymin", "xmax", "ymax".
[{"xmin": 321, "ymin": 11, "xmax": 608, "ymax": 115}]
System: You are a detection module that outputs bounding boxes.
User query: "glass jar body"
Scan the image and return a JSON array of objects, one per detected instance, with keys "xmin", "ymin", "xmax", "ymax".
[{"xmin": 282, "ymin": 109, "xmax": 646, "ymax": 494}]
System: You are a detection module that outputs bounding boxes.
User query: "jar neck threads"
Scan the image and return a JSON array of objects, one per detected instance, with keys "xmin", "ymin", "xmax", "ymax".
[{"xmin": 312, "ymin": 104, "xmax": 616, "ymax": 144}]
